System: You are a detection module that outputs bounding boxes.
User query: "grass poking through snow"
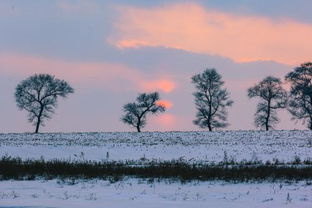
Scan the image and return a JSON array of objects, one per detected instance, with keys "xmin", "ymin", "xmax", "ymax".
[{"xmin": 1, "ymin": 156, "xmax": 312, "ymax": 182}]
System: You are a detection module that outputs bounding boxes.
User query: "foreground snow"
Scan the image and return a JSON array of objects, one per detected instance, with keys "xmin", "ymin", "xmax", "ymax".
[
  {"xmin": 0, "ymin": 179, "xmax": 311, "ymax": 208},
  {"xmin": 1, "ymin": 131, "xmax": 312, "ymax": 163},
  {"xmin": 1, "ymin": 131, "xmax": 312, "ymax": 207}
]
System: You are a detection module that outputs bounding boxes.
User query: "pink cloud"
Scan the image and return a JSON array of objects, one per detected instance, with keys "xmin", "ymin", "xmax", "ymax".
[
  {"xmin": 141, "ymin": 79, "xmax": 176, "ymax": 93},
  {"xmin": 115, "ymin": 40, "xmax": 151, "ymax": 49},
  {"xmin": 156, "ymin": 100, "xmax": 173, "ymax": 109},
  {"xmin": 110, "ymin": 3, "xmax": 312, "ymax": 65},
  {"xmin": 0, "ymin": 52, "xmax": 176, "ymax": 93}
]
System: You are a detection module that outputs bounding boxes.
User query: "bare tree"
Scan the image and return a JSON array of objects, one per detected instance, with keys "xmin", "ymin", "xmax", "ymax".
[
  {"xmin": 15, "ymin": 74, "xmax": 74, "ymax": 133},
  {"xmin": 121, "ymin": 92, "xmax": 165, "ymax": 132},
  {"xmin": 248, "ymin": 76, "xmax": 287, "ymax": 131},
  {"xmin": 285, "ymin": 62, "xmax": 312, "ymax": 129},
  {"xmin": 192, "ymin": 69, "xmax": 233, "ymax": 131}
]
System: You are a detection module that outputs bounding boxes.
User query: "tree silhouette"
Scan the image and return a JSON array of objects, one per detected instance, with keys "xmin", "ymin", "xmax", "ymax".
[
  {"xmin": 248, "ymin": 76, "xmax": 287, "ymax": 131},
  {"xmin": 15, "ymin": 74, "xmax": 74, "ymax": 133},
  {"xmin": 121, "ymin": 92, "xmax": 165, "ymax": 132},
  {"xmin": 285, "ymin": 62, "xmax": 312, "ymax": 129},
  {"xmin": 192, "ymin": 69, "xmax": 233, "ymax": 131}
]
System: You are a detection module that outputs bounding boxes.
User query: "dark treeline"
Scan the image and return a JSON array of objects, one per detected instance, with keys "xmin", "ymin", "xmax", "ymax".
[
  {"xmin": 1, "ymin": 156, "xmax": 312, "ymax": 182},
  {"xmin": 14, "ymin": 62, "xmax": 312, "ymax": 133}
]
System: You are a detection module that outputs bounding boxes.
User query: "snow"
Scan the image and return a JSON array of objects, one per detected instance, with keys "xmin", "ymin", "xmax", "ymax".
[
  {"xmin": 0, "ymin": 131, "xmax": 312, "ymax": 163},
  {"xmin": 1, "ymin": 130, "xmax": 312, "ymax": 207},
  {"xmin": 0, "ymin": 179, "xmax": 311, "ymax": 208}
]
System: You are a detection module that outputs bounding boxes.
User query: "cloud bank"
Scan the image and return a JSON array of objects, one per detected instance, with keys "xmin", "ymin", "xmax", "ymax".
[{"xmin": 110, "ymin": 3, "xmax": 312, "ymax": 65}]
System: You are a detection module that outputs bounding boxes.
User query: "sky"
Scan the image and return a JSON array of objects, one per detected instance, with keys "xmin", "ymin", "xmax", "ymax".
[{"xmin": 0, "ymin": 0, "xmax": 311, "ymax": 133}]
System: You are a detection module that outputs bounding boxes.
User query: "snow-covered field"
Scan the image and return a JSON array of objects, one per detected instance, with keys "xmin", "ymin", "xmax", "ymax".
[
  {"xmin": 1, "ymin": 130, "xmax": 312, "ymax": 208},
  {"xmin": 0, "ymin": 179, "xmax": 312, "ymax": 208},
  {"xmin": 1, "ymin": 130, "xmax": 312, "ymax": 163}
]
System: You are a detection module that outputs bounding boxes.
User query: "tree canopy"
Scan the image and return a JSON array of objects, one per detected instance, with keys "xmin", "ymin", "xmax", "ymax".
[
  {"xmin": 285, "ymin": 62, "xmax": 312, "ymax": 129},
  {"xmin": 121, "ymin": 92, "xmax": 165, "ymax": 132},
  {"xmin": 15, "ymin": 74, "xmax": 74, "ymax": 133},
  {"xmin": 192, "ymin": 69, "xmax": 233, "ymax": 131},
  {"xmin": 248, "ymin": 76, "xmax": 287, "ymax": 130}
]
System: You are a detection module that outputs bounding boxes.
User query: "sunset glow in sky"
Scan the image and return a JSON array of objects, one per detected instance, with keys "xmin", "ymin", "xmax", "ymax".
[{"xmin": 0, "ymin": 0, "xmax": 311, "ymax": 132}]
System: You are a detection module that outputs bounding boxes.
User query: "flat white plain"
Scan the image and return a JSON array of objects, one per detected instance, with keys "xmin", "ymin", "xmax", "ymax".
[
  {"xmin": 1, "ymin": 130, "xmax": 312, "ymax": 208},
  {"xmin": 0, "ymin": 179, "xmax": 311, "ymax": 208},
  {"xmin": 0, "ymin": 131, "xmax": 311, "ymax": 163}
]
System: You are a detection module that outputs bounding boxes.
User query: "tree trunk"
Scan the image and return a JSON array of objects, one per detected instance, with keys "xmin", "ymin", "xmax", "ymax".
[
  {"xmin": 308, "ymin": 96, "xmax": 312, "ymax": 130},
  {"xmin": 35, "ymin": 117, "xmax": 41, "ymax": 133},
  {"xmin": 208, "ymin": 123, "xmax": 212, "ymax": 131},
  {"xmin": 265, "ymin": 119, "xmax": 269, "ymax": 131},
  {"xmin": 136, "ymin": 117, "xmax": 141, "ymax": 132},
  {"xmin": 208, "ymin": 97, "xmax": 212, "ymax": 132},
  {"xmin": 35, "ymin": 105, "xmax": 44, "ymax": 134},
  {"xmin": 309, "ymin": 117, "xmax": 312, "ymax": 130},
  {"xmin": 265, "ymin": 99, "xmax": 271, "ymax": 131}
]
